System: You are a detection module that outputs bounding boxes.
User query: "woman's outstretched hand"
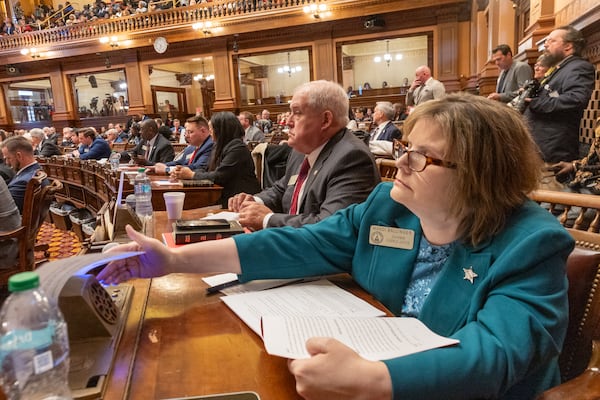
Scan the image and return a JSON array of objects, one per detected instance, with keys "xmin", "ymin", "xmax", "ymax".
[{"xmin": 97, "ymin": 224, "xmax": 175, "ymax": 284}]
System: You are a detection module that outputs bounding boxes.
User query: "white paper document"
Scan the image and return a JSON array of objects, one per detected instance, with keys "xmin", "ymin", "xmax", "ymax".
[
  {"xmin": 154, "ymin": 180, "xmax": 183, "ymax": 186},
  {"xmin": 221, "ymin": 279, "xmax": 386, "ymax": 335},
  {"xmin": 262, "ymin": 315, "xmax": 459, "ymax": 360},
  {"xmin": 202, "ymin": 272, "xmax": 312, "ymax": 295},
  {"xmin": 201, "ymin": 211, "xmax": 240, "ymax": 221},
  {"xmin": 202, "ymin": 273, "xmax": 238, "ymax": 287}
]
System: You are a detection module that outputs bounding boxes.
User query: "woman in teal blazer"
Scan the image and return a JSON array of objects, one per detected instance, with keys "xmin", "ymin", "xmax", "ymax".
[{"xmin": 99, "ymin": 91, "xmax": 574, "ymax": 399}]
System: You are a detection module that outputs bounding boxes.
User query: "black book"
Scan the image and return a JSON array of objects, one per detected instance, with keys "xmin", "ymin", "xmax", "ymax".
[{"xmin": 172, "ymin": 221, "xmax": 244, "ymax": 244}]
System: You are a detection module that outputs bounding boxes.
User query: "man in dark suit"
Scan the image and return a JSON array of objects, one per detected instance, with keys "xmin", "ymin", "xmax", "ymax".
[
  {"xmin": 30, "ymin": 128, "xmax": 61, "ymax": 157},
  {"xmin": 369, "ymin": 101, "xmax": 402, "ymax": 142},
  {"xmin": 154, "ymin": 115, "xmax": 214, "ymax": 174},
  {"xmin": 0, "ymin": 136, "xmax": 47, "ymax": 213},
  {"xmin": 487, "ymin": 44, "xmax": 532, "ymax": 103},
  {"xmin": 229, "ymin": 80, "xmax": 380, "ymax": 231},
  {"xmin": 525, "ymin": 26, "xmax": 595, "ymax": 166},
  {"xmin": 129, "ymin": 118, "xmax": 175, "ymax": 166},
  {"xmin": 72, "ymin": 127, "xmax": 112, "ymax": 160}
]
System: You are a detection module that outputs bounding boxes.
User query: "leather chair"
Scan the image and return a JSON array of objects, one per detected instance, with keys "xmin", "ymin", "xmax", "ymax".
[
  {"xmin": 529, "ymin": 190, "xmax": 600, "ymax": 399},
  {"xmin": 0, "ymin": 170, "xmax": 63, "ymax": 288}
]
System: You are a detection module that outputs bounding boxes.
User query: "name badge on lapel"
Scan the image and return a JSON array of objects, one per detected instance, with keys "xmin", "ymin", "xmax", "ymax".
[
  {"xmin": 288, "ymin": 174, "xmax": 299, "ymax": 186},
  {"xmin": 369, "ymin": 226, "xmax": 414, "ymax": 249},
  {"xmin": 142, "ymin": 145, "xmax": 149, "ymax": 152}
]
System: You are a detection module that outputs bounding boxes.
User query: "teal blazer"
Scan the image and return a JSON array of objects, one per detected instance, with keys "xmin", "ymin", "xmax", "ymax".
[{"xmin": 235, "ymin": 183, "xmax": 574, "ymax": 399}]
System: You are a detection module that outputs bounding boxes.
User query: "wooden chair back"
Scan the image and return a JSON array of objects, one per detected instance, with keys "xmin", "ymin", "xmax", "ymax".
[
  {"xmin": 172, "ymin": 143, "xmax": 187, "ymax": 154},
  {"xmin": 269, "ymin": 132, "xmax": 288, "ymax": 145},
  {"xmin": 111, "ymin": 142, "xmax": 128, "ymax": 152},
  {"xmin": 529, "ymin": 190, "xmax": 600, "ymax": 390},
  {"xmin": 0, "ymin": 171, "xmax": 58, "ymax": 288},
  {"xmin": 376, "ymin": 158, "xmax": 398, "ymax": 181}
]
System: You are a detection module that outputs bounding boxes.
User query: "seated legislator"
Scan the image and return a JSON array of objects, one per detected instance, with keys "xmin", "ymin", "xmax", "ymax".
[
  {"xmin": 369, "ymin": 101, "xmax": 402, "ymax": 142},
  {"xmin": 125, "ymin": 119, "xmax": 174, "ymax": 166},
  {"xmin": 72, "ymin": 128, "xmax": 112, "ymax": 160},
  {"xmin": 154, "ymin": 115, "xmax": 214, "ymax": 175},
  {"xmin": 229, "ymin": 80, "xmax": 380, "ymax": 231},
  {"xmin": 29, "ymin": 128, "xmax": 62, "ymax": 157},
  {"xmin": 0, "ymin": 178, "xmax": 20, "ymax": 270},
  {"xmin": 238, "ymin": 111, "xmax": 265, "ymax": 143},
  {"xmin": 170, "ymin": 112, "xmax": 260, "ymax": 208},
  {"xmin": 0, "ymin": 136, "xmax": 48, "ymax": 212},
  {"xmin": 99, "ymin": 93, "xmax": 573, "ymax": 400},
  {"xmin": 0, "ymin": 153, "xmax": 14, "ymax": 184}
]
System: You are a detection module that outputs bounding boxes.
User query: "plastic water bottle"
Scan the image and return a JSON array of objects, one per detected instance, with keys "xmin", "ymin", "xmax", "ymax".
[
  {"xmin": 0, "ymin": 272, "xmax": 72, "ymax": 400},
  {"xmin": 134, "ymin": 168, "xmax": 153, "ymax": 235},
  {"xmin": 109, "ymin": 151, "xmax": 121, "ymax": 171}
]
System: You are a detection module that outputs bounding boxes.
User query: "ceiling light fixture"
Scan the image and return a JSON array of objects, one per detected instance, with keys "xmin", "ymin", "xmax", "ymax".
[
  {"xmin": 193, "ymin": 60, "xmax": 214, "ymax": 81},
  {"xmin": 373, "ymin": 40, "xmax": 402, "ymax": 67},
  {"xmin": 100, "ymin": 36, "xmax": 120, "ymax": 48},
  {"xmin": 303, "ymin": 3, "xmax": 330, "ymax": 19},
  {"xmin": 193, "ymin": 21, "xmax": 212, "ymax": 35},
  {"xmin": 277, "ymin": 52, "xmax": 302, "ymax": 77},
  {"xmin": 20, "ymin": 47, "xmax": 42, "ymax": 58}
]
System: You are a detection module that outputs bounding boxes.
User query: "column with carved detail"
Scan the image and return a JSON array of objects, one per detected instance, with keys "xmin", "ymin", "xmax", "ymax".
[
  {"xmin": 212, "ymin": 38, "xmax": 236, "ymax": 112},
  {"xmin": 49, "ymin": 66, "xmax": 78, "ymax": 126},
  {"xmin": 124, "ymin": 52, "xmax": 151, "ymax": 116},
  {"xmin": 0, "ymin": 84, "xmax": 10, "ymax": 126}
]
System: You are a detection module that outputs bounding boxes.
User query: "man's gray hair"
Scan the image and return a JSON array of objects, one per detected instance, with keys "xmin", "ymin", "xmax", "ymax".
[
  {"xmin": 375, "ymin": 101, "xmax": 395, "ymax": 121},
  {"xmin": 29, "ymin": 128, "xmax": 45, "ymax": 141},
  {"xmin": 294, "ymin": 80, "xmax": 349, "ymax": 127}
]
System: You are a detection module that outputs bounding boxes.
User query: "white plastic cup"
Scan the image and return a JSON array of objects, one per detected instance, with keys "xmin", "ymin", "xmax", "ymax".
[{"xmin": 163, "ymin": 192, "xmax": 185, "ymax": 220}]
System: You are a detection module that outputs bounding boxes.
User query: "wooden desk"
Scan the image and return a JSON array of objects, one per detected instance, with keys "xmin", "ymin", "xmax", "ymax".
[
  {"xmin": 100, "ymin": 209, "xmax": 389, "ymax": 399},
  {"xmin": 38, "ymin": 157, "xmax": 223, "ymax": 213},
  {"xmin": 149, "ymin": 178, "xmax": 222, "ymax": 211},
  {"xmin": 104, "ymin": 273, "xmax": 387, "ymax": 400}
]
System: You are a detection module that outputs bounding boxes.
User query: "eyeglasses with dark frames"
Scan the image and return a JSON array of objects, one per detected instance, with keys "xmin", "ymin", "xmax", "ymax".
[{"xmin": 392, "ymin": 140, "xmax": 457, "ymax": 172}]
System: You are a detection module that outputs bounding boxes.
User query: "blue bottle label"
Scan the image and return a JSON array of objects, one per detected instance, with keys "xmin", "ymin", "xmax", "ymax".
[{"xmin": 0, "ymin": 323, "xmax": 56, "ymax": 363}]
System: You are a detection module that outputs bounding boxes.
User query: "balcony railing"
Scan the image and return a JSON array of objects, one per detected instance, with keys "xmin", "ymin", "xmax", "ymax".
[{"xmin": 0, "ymin": 0, "xmax": 326, "ymax": 51}]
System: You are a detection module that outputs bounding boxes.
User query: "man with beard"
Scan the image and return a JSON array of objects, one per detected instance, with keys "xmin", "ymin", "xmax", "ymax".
[{"xmin": 524, "ymin": 25, "xmax": 595, "ymax": 189}]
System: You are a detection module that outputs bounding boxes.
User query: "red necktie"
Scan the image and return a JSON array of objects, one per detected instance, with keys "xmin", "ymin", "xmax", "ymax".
[
  {"xmin": 188, "ymin": 147, "xmax": 198, "ymax": 165},
  {"xmin": 289, "ymin": 158, "xmax": 310, "ymax": 215}
]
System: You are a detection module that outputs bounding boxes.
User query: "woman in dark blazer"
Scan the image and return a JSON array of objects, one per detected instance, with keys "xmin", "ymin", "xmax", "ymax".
[{"xmin": 172, "ymin": 112, "xmax": 260, "ymax": 207}]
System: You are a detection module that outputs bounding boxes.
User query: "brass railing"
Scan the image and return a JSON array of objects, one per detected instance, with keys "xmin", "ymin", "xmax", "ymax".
[{"xmin": 0, "ymin": 0, "xmax": 323, "ymax": 51}]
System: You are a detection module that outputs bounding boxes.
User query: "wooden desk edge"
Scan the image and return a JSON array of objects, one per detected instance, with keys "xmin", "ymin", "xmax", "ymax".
[{"xmin": 102, "ymin": 278, "xmax": 151, "ymax": 400}]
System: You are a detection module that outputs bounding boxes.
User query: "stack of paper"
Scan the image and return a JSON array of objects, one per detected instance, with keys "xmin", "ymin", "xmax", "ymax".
[{"xmin": 215, "ymin": 278, "xmax": 459, "ymax": 360}]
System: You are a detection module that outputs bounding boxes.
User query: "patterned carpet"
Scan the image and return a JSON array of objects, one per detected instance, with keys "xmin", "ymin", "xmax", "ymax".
[{"xmin": 36, "ymin": 221, "xmax": 83, "ymax": 261}]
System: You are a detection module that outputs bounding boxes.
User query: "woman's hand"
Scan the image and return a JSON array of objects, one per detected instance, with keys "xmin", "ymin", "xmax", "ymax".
[
  {"xmin": 288, "ymin": 338, "xmax": 392, "ymax": 400},
  {"xmin": 96, "ymin": 225, "xmax": 175, "ymax": 284}
]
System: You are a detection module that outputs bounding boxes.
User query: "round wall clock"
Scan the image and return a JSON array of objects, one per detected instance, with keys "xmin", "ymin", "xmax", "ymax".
[{"xmin": 153, "ymin": 37, "xmax": 168, "ymax": 54}]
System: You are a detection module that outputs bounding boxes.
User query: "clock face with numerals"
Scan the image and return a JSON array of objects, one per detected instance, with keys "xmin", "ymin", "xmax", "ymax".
[{"xmin": 154, "ymin": 37, "xmax": 168, "ymax": 54}]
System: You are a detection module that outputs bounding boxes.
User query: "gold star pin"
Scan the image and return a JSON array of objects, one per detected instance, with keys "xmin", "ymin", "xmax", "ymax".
[{"xmin": 463, "ymin": 267, "xmax": 478, "ymax": 284}]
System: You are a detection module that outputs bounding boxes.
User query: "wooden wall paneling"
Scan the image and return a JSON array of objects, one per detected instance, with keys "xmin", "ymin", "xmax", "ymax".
[
  {"xmin": 437, "ymin": 22, "xmax": 460, "ymax": 92},
  {"xmin": 313, "ymin": 39, "xmax": 335, "ymax": 82},
  {"xmin": 212, "ymin": 39, "xmax": 236, "ymax": 112}
]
